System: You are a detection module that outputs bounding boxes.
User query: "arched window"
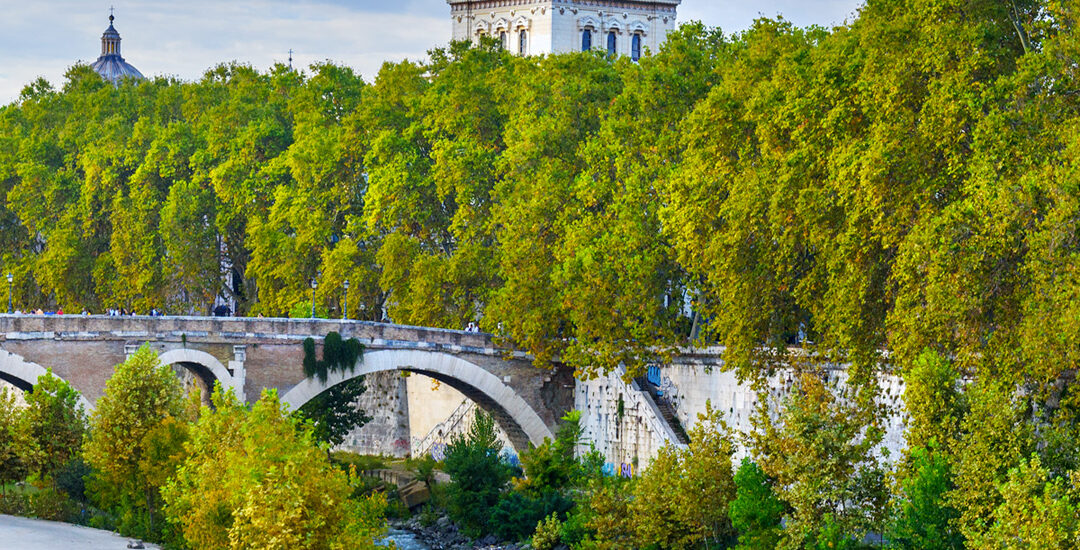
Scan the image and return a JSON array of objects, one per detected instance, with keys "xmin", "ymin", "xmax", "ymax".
[
  {"xmin": 631, "ymin": 34, "xmax": 642, "ymax": 61},
  {"xmin": 519, "ymin": 29, "xmax": 527, "ymax": 55},
  {"xmin": 582, "ymin": 29, "xmax": 592, "ymax": 51},
  {"xmin": 500, "ymin": 31, "xmax": 507, "ymax": 50},
  {"xmin": 607, "ymin": 31, "xmax": 617, "ymax": 56}
]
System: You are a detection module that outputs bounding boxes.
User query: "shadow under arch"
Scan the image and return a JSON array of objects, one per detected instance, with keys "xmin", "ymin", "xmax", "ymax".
[
  {"xmin": 156, "ymin": 349, "xmax": 243, "ymax": 401},
  {"xmin": 0, "ymin": 350, "xmax": 94, "ymax": 411},
  {"xmin": 280, "ymin": 349, "xmax": 553, "ymax": 453}
]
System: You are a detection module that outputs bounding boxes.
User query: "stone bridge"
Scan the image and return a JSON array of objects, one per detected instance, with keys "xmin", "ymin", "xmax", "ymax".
[{"xmin": 0, "ymin": 315, "xmax": 576, "ymax": 452}]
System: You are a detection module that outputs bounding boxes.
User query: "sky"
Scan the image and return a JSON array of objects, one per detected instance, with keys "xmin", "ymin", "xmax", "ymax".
[{"xmin": 0, "ymin": 0, "xmax": 864, "ymax": 105}]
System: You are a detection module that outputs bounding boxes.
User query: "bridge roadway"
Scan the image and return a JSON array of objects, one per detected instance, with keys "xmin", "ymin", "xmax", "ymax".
[{"xmin": 0, "ymin": 314, "xmax": 578, "ymax": 452}]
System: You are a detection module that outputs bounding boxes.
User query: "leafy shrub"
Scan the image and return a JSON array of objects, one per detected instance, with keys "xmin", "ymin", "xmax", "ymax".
[
  {"xmin": 331, "ymin": 451, "xmax": 388, "ymax": 472},
  {"xmin": 729, "ymin": 459, "xmax": 784, "ymax": 549},
  {"xmin": 0, "ymin": 491, "xmax": 29, "ymax": 516},
  {"xmin": 490, "ymin": 490, "xmax": 574, "ymax": 541},
  {"xmin": 532, "ymin": 512, "xmax": 563, "ymax": 550},
  {"xmin": 419, "ymin": 503, "xmax": 440, "ymax": 527},
  {"xmin": 28, "ymin": 486, "xmax": 77, "ymax": 521},
  {"xmin": 410, "ymin": 454, "xmax": 438, "ymax": 488},
  {"xmin": 55, "ymin": 457, "xmax": 92, "ymax": 503},
  {"xmin": 559, "ymin": 503, "xmax": 593, "ymax": 547}
]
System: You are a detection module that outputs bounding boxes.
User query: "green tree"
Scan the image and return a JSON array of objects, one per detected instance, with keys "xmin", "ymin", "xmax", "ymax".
[
  {"xmin": 443, "ymin": 409, "xmax": 513, "ymax": 537},
  {"xmin": 887, "ymin": 442, "xmax": 963, "ymax": 550},
  {"xmin": 297, "ymin": 377, "xmax": 372, "ymax": 449},
  {"xmin": 948, "ymin": 376, "xmax": 1033, "ymax": 543},
  {"xmin": 21, "ymin": 370, "xmax": 87, "ymax": 482},
  {"xmin": 83, "ymin": 344, "xmax": 183, "ymax": 540},
  {"xmin": 0, "ymin": 387, "xmax": 30, "ymax": 495},
  {"xmin": 973, "ymin": 456, "xmax": 1078, "ymax": 549},
  {"xmin": 517, "ymin": 410, "xmax": 585, "ymax": 496},
  {"xmin": 729, "ymin": 459, "xmax": 785, "ymax": 550},
  {"xmin": 901, "ymin": 350, "xmax": 965, "ymax": 461},
  {"xmin": 631, "ymin": 444, "xmax": 695, "ymax": 549},
  {"xmin": 751, "ymin": 373, "xmax": 887, "ymax": 548},
  {"xmin": 675, "ymin": 404, "xmax": 737, "ymax": 547}
]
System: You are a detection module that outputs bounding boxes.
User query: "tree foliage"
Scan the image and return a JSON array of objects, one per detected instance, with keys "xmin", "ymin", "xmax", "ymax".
[
  {"xmin": 82, "ymin": 344, "xmax": 184, "ymax": 540},
  {"xmin": 887, "ymin": 442, "xmax": 963, "ymax": 550},
  {"xmin": 751, "ymin": 373, "xmax": 887, "ymax": 548},
  {"xmin": 443, "ymin": 409, "xmax": 514, "ymax": 538},
  {"xmin": 0, "ymin": 387, "xmax": 30, "ymax": 493},
  {"xmin": 21, "ymin": 369, "xmax": 87, "ymax": 482},
  {"xmin": 729, "ymin": 459, "xmax": 785, "ymax": 550},
  {"xmin": 297, "ymin": 377, "xmax": 371, "ymax": 448},
  {"xmin": 163, "ymin": 385, "xmax": 387, "ymax": 550}
]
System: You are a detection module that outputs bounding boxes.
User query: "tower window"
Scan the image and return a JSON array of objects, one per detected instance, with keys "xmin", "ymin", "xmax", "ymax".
[
  {"xmin": 500, "ymin": 31, "xmax": 507, "ymax": 49},
  {"xmin": 519, "ymin": 29, "xmax": 527, "ymax": 55},
  {"xmin": 607, "ymin": 31, "xmax": 617, "ymax": 56},
  {"xmin": 582, "ymin": 29, "xmax": 592, "ymax": 51},
  {"xmin": 632, "ymin": 34, "xmax": 642, "ymax": 61}
]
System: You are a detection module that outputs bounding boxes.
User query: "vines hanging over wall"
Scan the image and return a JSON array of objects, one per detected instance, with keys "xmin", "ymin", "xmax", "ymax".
[{"xmin": 302, "ymin": 332, "xmax": 365, "ymax": 383}]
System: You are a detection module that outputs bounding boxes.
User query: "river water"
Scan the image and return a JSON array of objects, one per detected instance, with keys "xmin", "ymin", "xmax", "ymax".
[{"xmin": 379, "ymin": 528, "xmax": 431, "ymax": 550}]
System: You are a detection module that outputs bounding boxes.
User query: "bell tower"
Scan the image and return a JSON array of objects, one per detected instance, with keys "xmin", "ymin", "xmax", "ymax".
[{"xmin": 447, "ymin": 1, "xmax": 681, "ymax": 58}]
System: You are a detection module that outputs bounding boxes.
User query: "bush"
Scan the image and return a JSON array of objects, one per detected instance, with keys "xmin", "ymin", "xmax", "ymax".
[
  {"xmin": 729, "ymin": 459, "xmax": 784, "ymax": 549},
  {"xmin": 532, "ymin": 512, "xmax": 563, "ymax": 550},
  {"xmin": 55, "ymin": 457, "xmax": 92, "ymax": 503},
  {"xmin": 331, "ymin": 451, "xmax": 388, "ymax": 472},
  {"xmin": 0, "ymin": 491, "xmax": 29, "ymax": 516},
  {"xmin": 410, "ymin": 454, "xmax": 438, "ymax": 488},
  {"xmin": 559, "ymin": 503, "xmax": 592, "ymax": 547},
  {"xmin": 490, "ymin": 490, "xmax": 574, "ymax": 542},
  {"xmin": 419, "ymin": 503, "xmax": 440, "ymax": 527},
  {"xmin": 28, "ymin": 486, "xmax": 77, "ymax": 521}
]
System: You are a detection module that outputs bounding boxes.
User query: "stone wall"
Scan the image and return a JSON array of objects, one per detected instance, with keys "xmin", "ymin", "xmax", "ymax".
[
  {"xmin": 337, "ymin": 371, "xmax": 412, "ymax": 457},
  {"xmin": 577, "ymin": 360, "xmax": 909, "ymax": 471},
  {"xmin": 575, "ymin": 370, "xmax": 675, "ymax": 474}
]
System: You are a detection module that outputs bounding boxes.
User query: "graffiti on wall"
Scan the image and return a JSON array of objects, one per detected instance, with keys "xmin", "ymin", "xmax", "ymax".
[
  {"xmin": 645, "ymin": 364, "xmax": 680, "ymax": 412},
  {"xmin": 601, "ymin": 462, "xmax": 636, "ymax": 478},
  {"xmin": 430, "ymin": 442, "xmax": 447, "ymax": 462}
]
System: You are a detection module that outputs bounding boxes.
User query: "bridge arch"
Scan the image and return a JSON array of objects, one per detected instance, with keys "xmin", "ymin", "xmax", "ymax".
[
  {"xmin": 281, "ymin": 349, "xmax": 554, "ymax": 453},
  {"xmin": 0, "ymin": 350, "xmax": 94, "ymax": 411},
  {"xmin": 156, "ymin": 349, "xmax": 243, "ymax": 401}
]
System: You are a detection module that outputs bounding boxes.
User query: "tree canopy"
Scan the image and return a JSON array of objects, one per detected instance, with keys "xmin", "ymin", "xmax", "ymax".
[{"xmin": 0, "ymin": 1, "xmax": 1075, "ymax": 385}]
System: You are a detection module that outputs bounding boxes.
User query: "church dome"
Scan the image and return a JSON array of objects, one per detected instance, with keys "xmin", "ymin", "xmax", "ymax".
[{"xmin": 91, "ymin": 14, "xmax": 144, "ymax": 84}]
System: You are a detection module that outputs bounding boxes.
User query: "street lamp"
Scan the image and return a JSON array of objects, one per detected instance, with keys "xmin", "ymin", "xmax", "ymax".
[
  {"xmin": 310, "ymin": 277, "xmax": 318, "ymax": 319},
  {"xmin": 6, "ymin": 273, "xmax": 12, "ymax": 314},
  {"xmin": 342, "ymin": 279, "xmax": 349, "ymax": 320}
]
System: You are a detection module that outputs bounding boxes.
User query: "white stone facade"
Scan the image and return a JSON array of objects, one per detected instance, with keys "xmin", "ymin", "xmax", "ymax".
[
  {"xmin": 448, "ymin": 0, "xmax": 681, "ymax": 59},
  {"xmin": 576, "ymin": 359, "xmax": 910, "ymax": 472}
]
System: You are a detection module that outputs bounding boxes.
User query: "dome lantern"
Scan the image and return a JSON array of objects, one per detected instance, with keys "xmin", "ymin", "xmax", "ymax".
[{"xmin": 91, "ymin": 12, "xmax": 144, "ymax": 84}]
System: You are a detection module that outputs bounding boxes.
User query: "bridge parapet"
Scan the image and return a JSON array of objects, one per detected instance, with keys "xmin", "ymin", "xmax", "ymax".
[{"xmin": 0, "ymin": 315, "xmax": 505, "ymax": 351}]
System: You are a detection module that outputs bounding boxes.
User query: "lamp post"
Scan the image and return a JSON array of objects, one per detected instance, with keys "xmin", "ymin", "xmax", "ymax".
[
  {"xmin": 310, "ymin": 277, "xmax": 318, "ymax": 319},
  {"xmin": 6, "ymin": 273, "xmax": 12, "ymax": 314},
  {"xmin": 343, "ymin": 279, "xmax": 349, "ymax": 320}
]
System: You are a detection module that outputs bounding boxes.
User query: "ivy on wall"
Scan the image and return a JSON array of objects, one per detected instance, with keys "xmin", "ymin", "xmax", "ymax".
[{"xmin": 302, "ymin": 332, "xmax": 365, "ymax": 383}]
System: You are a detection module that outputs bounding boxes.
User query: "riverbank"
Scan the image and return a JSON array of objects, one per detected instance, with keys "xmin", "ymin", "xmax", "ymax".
[{"xmin": 390, "ymin": 516, "xmax": 535, "ymax": 550}]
